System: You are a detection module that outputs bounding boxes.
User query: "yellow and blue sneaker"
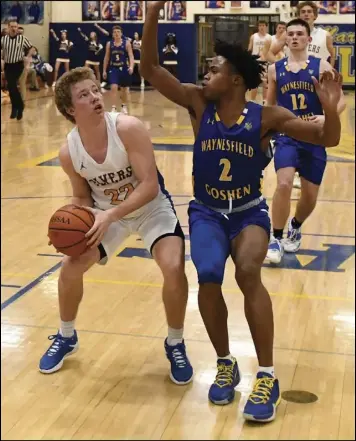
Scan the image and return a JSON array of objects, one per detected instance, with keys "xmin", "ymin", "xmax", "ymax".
[
  {"xmin": 243, "ymin": 372, "xmax": 281, "ymax": 422},
  {"xmin": 208, "ymin": 356, "xmax": 241, "ymax": 405}
]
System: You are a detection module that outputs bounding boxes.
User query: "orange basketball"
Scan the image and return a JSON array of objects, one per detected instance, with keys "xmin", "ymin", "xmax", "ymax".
[{"xmin": 48, "ymin": 205, "xmax": 95, "ymax": 257}]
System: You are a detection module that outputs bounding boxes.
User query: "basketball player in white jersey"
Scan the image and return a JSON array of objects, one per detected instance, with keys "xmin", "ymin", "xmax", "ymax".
[
  {"xmin": 269, "ymin": 0, "xmax": 335, "ymax": 189},
  {"xmin": 262, "ymin": 21, "xmax": 287, "ymax": 62},
  {"xmin": 39, "ymin": 67, "xmax": 193, "ymax": 386},
  {"xmin": 248, "ymin": 20, "xmax": 272, "ymax": 103}
]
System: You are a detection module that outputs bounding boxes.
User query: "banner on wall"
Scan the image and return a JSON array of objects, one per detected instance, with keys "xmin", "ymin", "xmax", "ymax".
[
  {"xmin": 167, "ymin": 1, "xmax": 186, "ymax": 21},
  {"xmin": 339, "ymin": 1, "xmax": 355, "ymax": 13},
  {"xmin": 205, "ymin": 1, "xmax": 225, "ymax": 8},
  {"xmin": 250, "ymin": 1, "xmax": 270, "ymax": 7},
  {"xmin": 320, "ymin": 24, "xmax": 355, "ymax": 86},
  {"xmin": 124, "ymin": 1, "xmax": 143, "ymax": 21},
  {"xmin": 231, "ymin": 1, "xmax": 242, "ymax": 7},
  {"xmin": 100, "ymin": 1, "xmax": 121, "ymax": 20},
  {"xmin": 314, "ymin": 1, "xmax": 337, "ymax": 14},
  {"xmin": 82, "ymin": 1, "xmax": 101, "ymax": 21},
  {"xmin": 1, "ymin": 1, "xmax": 45, "ymax": 25}
]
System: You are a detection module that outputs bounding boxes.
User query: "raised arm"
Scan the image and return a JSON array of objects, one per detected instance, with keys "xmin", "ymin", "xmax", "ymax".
[
  {"xmin": 266, "ymin": 63, "xmax": 277, "ymax": 106},
  {"xmin": 58, "ymin": 143, "xmax": 94, "ymax": 207},
  {"xmin": 326, "ymin": 32, "xmax": 336, "ymax": 68},
  {"xmin": 262, "ymin": 38, "xmax": 277, "ymax": 63},
  {"xmin": 264, "ymin": 70, "xmax": 343, "ymax": 147},
  {"xmin": 320, "ymin": 60, "xmax": 345, "ymax": 114},
  {"xmin": 247, "ymin": 34, "xmax": 254, "ymax": 53},
  {"xmin": 50, "ymin": 29, "xmax": 59, "ymax": 41},
  {"xmin": 103, "ymin": 41, "xmax": 111, "ymax": 79},
  {"xmin": 140, "ymin": 1, "xmax": 202, "ymax": 110},
  {"xmin": 77, "ymin": 27, "xmax": 89, "ymax": 41},
  {"xmin": 94, "ymin": 23, "xmax": 110, "ymax": 37},
  {"xmin": 270, "ymin": 33, "xmax": 286, "ymax": 56}
]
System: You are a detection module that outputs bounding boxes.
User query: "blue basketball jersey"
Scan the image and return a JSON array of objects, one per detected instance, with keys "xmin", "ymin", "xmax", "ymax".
[
  {"xmin": 193, "ymin": 101, "xmax": 271, "ymax": 210},
  {"xmin": 275, "ymin": 55, "xmax": 323, "ymax": 120},
  {"xmin": 110, "ymin": 40, "xmax": 128, "ymax": 69},
  {"xmin": 127, "ymin": 1, "xmax": 140, "ymax": 19}
]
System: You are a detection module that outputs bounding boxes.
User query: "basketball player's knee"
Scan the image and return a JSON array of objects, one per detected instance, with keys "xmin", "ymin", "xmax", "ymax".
[
  {"xmin": 159, "ymin": 254, "xmax": 185, "ymax": 282},
  {"xmin": 277, "ymin": 177, "xmax": 293, "ymax": 194},
  {"xmin": 61, "ymin": 249, "xmax": 98, "ymax": 278},
  {"xmin": 196, "ymin": 260, "xmax": 225, "ymax": 285},
  {"xmin": 235, "ymin": 260, "xmax": 261, "ymax": 288}
]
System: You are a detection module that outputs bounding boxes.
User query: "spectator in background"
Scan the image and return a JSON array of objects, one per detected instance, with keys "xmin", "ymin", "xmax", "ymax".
[
  {"xmin": 9, "ymin": 1, "xmax": 23, "ymax": 24},
  {"xmin": 27, "ymin": 46, "xmax": 53, "ymax": 91}
]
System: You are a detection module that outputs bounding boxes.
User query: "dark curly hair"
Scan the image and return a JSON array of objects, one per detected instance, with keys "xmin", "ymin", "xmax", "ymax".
[{"xmin": 214, "ymin": 40, "xmax": 266, "ymax": 91}]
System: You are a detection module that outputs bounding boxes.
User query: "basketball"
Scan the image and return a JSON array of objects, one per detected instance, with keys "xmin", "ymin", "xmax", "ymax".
[{"xmin": 48, "ymin": 205, "xmax": 95, "ymax": 257}]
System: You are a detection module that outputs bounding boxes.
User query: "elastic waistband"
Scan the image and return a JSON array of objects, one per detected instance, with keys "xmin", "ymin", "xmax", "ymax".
[{"xmin": 194, "ymin": 196, "xmax": 264, "ymax": 214}]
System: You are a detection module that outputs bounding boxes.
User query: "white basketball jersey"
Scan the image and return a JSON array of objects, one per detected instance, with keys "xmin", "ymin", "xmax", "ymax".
[
  {"xmin": 67, "ymin": 112, "xmax": 164, "ymax": 218},
  {"xmin": 308, "ymin": 27, "xmax": 330, "ymax": 61},
  {"xmin": 252, "ymin": 33, "xmax": 272, "ymax": 57}
]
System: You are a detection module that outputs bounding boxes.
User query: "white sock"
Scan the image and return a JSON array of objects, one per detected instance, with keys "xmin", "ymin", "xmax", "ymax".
[
  {"xmin": 218, "ymin": 354, "xmax": 234, "ymax": 362},
  {"xmin": 258, "ymin": 366, "xmax": 275, "ymax": 377},
  {"xmin": 60, "ymin": 320, "xmax": 75, "ymax": 338},
  {"xmin": 167, "ymin": 327, "xmax": 183, "ymax": 346}
]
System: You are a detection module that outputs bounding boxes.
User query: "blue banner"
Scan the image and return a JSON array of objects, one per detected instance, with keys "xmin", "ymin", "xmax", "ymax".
[{"xmin": 320, "ymin": 24, "xmax": 355, "ymax": 87}]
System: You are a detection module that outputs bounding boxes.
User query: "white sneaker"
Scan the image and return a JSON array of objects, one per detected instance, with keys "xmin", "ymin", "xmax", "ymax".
[
  {"xmin": 121, "ymin": 105, "xmax": 128, "ymax": 115},
  {"xmin": 266, "ymin": 237, "xmax": 284, "ymax": 264},
  {"xmin": 101, "ymin": 81, "xmax": 107, "ymax": 88},
  {"xmin": 51, "ymin": 81, "xmax": 56, "ymax": 88},
  {"xmin": 140, "ymin": 80, "xmax": 145, "ymax": 89},
  {"xmin": 283, "ymin": 219, "xmax": 302, "ymax": 253},
  {"xmin": 293, "ymin": 173, "xmax": 301, "ymax": 189}
]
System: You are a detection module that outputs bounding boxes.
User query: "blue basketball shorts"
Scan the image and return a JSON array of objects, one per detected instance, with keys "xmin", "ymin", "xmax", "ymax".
[
  {"xmin": 108, "ymin": 66, "xmax": 132, "ymax": 87},
  {"xmin": 188, "ymin": 199, "xmax": 271, "ymax": 285}
]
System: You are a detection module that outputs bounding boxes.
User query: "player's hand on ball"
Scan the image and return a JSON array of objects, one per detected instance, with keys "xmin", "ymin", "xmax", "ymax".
[
  {"xmin": 312, "ymin": 69, "xmax": 343, "ymax": 114},
  {"xmin": 83, "ymin": 207, "xmax": 113, "ymax": 248}
]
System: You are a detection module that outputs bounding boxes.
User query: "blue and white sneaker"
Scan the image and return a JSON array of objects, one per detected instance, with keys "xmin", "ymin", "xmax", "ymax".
[
  {"xmin": 243, "ymin": 372, "xmax": 281, "ymax": 422},
  {"xmin": 283, "ymin": 219, "xmax": 302, "ymax": 252},
  {"xmin": 266, "ymin": 237, "xmax": 284, "ymax": 264},
  {"xmin": 164, "ymin": 338, "xmax": 193, "ymax": 385},
  {"xmin": 39, "ymin": 331, "xmax": 79, "ymax": 374},
  {"xmin": 208, "ymin": 357, "xmax": 241, "ymax": 405}
]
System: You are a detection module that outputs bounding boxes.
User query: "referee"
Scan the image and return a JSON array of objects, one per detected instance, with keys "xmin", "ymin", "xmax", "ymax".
[{"xmin": 1, "ymin": 20, "xmax": 32, "ymax": 120}]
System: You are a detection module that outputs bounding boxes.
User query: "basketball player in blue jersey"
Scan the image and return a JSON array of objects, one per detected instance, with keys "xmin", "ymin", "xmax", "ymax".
[
  {"xmin": 266, "ymin": 19, "xmax": 345, "ymax": 264},
  {"xmin": 103, "ymin": 25, "xmax": 134, "ymax": 115},
  {"xmin": 141, "ymin": 1, "xmax": 343, "ymax": 423},
  {"xmin": 125, "ymin": 1, "xmax": 142, "ymax": 20}
]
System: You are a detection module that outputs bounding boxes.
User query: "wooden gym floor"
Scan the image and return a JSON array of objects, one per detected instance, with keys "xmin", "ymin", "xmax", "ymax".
[{"xmin": 1, "ymin": 87, "xmax": 355, "ymax": 440}]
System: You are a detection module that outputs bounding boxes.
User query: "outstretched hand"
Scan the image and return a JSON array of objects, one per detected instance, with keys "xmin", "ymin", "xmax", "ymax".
[{"xmin": 312, "ymin": 69, "xmax": 343, "ymax": 114}]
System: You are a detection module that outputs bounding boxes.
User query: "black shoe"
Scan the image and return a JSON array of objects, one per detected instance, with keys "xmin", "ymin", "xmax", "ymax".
[
  {"xmin": 10, "ymin": 109, "xmax": 17, "ymax": 119},
  {"xmin": 17, "ymin": 109, "xmax": 23, "ymax": 120}
]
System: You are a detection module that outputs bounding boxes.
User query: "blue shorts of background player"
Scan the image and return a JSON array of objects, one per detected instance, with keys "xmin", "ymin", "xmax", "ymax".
[
  {"xmin": 274, "ymin": 134, "xmax": 327, "ymax": 186},
  {"xmin": 108, "ymin": 67, "xmax": 132, "ymax": 87},
  {"xmin": 188, "ymin": 199, "xmax": 271, "ymax": 285}
]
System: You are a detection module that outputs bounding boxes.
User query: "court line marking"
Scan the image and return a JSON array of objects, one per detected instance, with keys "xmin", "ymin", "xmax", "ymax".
[
  {"xmin": 1, "ymin": 321, "xmax": 354, "ymax": 358},
  {"xmin": 0, "ymin": 262, "xmax": 62, "ymax": 311},
  {"xmin": 1, "ymin": 267, "xmax": 354, "ymax": 310},
  {"xmin": 1, "ymin": 284, "xmax": 21, "ymax": 289}
]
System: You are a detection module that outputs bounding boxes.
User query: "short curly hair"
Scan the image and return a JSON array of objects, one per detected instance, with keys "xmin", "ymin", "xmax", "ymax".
[{"xmin": 54, "ymin": 67, "xmax": 99, "ymax": 124}]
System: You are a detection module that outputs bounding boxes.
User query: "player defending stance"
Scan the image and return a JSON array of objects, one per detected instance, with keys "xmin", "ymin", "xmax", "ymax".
[
  {"xmin": 39, "ymin": 67, "xmax": 193, "ymax": 387},
  {"xmin": 103, "ymin": 26, "xmax": 134, "ymax": 115},
  {"xmin": 141, "ymin": 1, "xmax": 342, "ymax": 423},
  {"xmin": 266, "ymin": 19, "xmax": 345, "ymax": 264}
]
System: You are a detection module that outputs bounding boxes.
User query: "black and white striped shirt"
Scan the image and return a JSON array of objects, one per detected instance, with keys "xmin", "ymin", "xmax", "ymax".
[{"xmin": 1, "ymin": 34, "xmax": 32, "ymax": 64}]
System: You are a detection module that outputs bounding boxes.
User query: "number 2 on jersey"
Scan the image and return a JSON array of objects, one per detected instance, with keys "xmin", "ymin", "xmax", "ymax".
[
  {"xmin": 219, "ymin": 158, "xmax": 232, "ymax": 182},
  {"xmin": 291, "ymin": 93, "xmax": 307, "ymax": 111},
  {"xmin": 104, "ymin": 183, "xmax": 134, "ymax": 205}
]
